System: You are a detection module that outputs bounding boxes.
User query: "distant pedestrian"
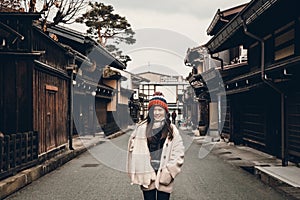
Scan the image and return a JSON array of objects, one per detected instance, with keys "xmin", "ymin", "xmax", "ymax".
[
  {"xmin": 171, "ymin": 111, "xmax": 177, "ymax": 125},
  {"xmin": 127, "ymin": 91, "xmax": 185, "ymax": 200}
]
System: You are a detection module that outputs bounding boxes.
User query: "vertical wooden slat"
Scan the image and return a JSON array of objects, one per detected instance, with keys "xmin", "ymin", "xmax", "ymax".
[
  {"xmin": 34, "ymin": 131, "xmax": 38, "ymax": 159},
  {"xmin": 11, "ymin": 134, "xmax": 16, "ymax": 168},
  {"xmin": 0, "ymin": 137, "xmax": 3, "ymax": 171},
  {"xmin": 21, "ymin": 132, "xmax": 25, "ymax": 163},
  {"xmin": 4, "ymin": 135, "xmax": 9, "ymax": 171},
  {"xmin": 29, "ymin": 131, "xmax": 33, "ymax": 161},
  {"xmin": 287, "ymin": 90, "xmax": 300, "ymax": 161},
  {"xmin": 25, "ymin": 132, "xmax": 29, "ymax": 162},
  {"xmin": 16, "ymin": 133, "xmax": 21, "ymax": 165}
]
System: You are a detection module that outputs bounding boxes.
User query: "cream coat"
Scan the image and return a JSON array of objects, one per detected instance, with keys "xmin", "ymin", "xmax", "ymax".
[{"xmin": 127, "ymin": 121, "xmax": 184, "ymax": 193}]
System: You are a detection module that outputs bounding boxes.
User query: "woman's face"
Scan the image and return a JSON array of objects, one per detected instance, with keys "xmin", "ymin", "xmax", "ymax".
[{"xmin": 153, "ymin": 106, "xmax": 166, "ymax": 121}]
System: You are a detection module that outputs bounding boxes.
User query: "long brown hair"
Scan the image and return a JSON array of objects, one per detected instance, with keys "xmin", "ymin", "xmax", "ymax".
[{"xmin": 145, "ymin": 107, "xmax": 174, "ymax": 141}]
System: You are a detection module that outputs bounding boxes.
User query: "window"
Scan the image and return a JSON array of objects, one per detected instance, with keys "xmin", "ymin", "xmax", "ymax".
[{"xmin": 274, "ymin": 21, "xmax": 295, "ymax": 61}]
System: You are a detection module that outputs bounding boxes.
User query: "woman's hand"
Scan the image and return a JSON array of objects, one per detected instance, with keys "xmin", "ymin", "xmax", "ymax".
[{"xmin": 159, "ymin": 168, "xmax": 174, "ymax": 186}]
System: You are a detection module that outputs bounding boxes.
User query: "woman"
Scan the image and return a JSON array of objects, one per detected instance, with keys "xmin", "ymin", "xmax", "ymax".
[{"xmin": 127, "ymin": 92, "xmax": 185, "ymax": 200}]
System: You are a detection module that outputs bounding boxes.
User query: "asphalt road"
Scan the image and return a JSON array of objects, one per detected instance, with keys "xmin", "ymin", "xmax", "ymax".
[{"xmin": 5, "ymin": 130, "xmax": 289, "ymax": 200}]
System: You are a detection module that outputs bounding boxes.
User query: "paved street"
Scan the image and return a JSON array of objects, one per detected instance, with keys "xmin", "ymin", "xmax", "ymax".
[{"xmin": 5, "ymin": 130, "xmax": 289, "ymax": 200}]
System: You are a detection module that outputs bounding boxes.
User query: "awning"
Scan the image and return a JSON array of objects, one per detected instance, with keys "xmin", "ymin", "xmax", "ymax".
[
  {"xmin": 47, "ymin": 25, "xmax": 126, "ymax": 70},
  {"xmin": 206, "ymin": 3, "xmax": 248, "ymax": 36}
]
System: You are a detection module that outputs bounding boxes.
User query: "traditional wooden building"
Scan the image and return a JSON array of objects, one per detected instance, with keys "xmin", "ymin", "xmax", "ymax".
[
  {"xmin": 204, "ymin": 0, "xmax": 300, "ymax": 165},
  {"xmin": 181, "ymin": 85, "xmax": 201, "ymax": 130},
  {"xmin": 46, "ymin": 25, "xmax": 127, "ymax": 136},
  {"xmin": 0, "ymin": 12, "xmax": 74, "ymax": 155},
  {"xmin": 0, "ymin": 12, "xmax": 76, "ymax": 180},
  {"xmin": 184, "ymin": 45, "xmax": 226, "ymax": 139},
  {"xmin": 0, "ymin": 12, "xmax": 128, "ymax": 181}
]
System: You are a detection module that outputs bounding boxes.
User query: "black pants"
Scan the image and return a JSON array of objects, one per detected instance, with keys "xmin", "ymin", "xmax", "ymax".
[{"xmin": 143, "ymin": 189, "xmax": 170, "ymax": 200}]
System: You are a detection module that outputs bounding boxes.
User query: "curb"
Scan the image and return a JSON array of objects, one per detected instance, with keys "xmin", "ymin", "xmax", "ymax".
[
  {"xmin": 255, "ymin": 167, "xmax": 300, "ymax": 200},
  {"xmin": 209, "ymin": 142, "xmax": 300, "ymax": 200},
  {"xmin": 105, "ymin": 127, "xmax": 134, "ymax": 139},
  {"xmin": 105, "ymin": 130, "xmax": 126, "ymax": 139}
]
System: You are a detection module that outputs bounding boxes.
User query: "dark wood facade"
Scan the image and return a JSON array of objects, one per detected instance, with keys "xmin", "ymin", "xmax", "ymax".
[
  {"xmin": 33, "ymin": 27, "xmax": 72, "ymax": 154},
  {"xmin": 0, "ymin": 13, "xmax": 71, "ymax": 155},
  {"xmin": 33, "ymin": 25, "xmax": 72, "ymax": 154},
  {"xmin": 0, "ymin": 13, "xmax": 41, "ymax": 134},
  {"xmin": 46, "ymin": 25, "xmax": 126, "ymax": 136},
  {"xmin": 0, "ymin": 56, "xmax": 35, "ymax": 133},
  {"xmin": 204, "ymin": 0, "xmax": 300, "ymax": 164},
  {"xmin": 32, "ymin": 67, "xmax": 69, "ymax": 153}
]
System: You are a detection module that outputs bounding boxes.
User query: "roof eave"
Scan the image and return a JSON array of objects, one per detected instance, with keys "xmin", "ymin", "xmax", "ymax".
[{"xmin": 205, "ymin": 0, "xmax": 280, "ymax": 54}]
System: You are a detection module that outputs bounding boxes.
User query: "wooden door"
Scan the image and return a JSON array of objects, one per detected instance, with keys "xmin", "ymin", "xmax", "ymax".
[{"xmin": 45, "ymin": 85, "xmax": 58, "ymax": 151}]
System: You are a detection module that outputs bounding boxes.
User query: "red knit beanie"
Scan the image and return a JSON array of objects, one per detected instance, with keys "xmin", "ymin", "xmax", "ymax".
[{"xmin": 148, "ymin": 91, "xmax": 168, "ymax": 112}]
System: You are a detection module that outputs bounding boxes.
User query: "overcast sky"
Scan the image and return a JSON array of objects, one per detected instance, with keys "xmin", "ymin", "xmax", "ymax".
[{"xmin": 73, "ymin": 0, "xmax": 250, "ymax": 77}]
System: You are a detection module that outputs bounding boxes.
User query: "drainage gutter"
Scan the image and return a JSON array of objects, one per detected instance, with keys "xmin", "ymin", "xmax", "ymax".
[{"xmin": 210, "ymin": 54, "xmax": 224, "ymax": 70}]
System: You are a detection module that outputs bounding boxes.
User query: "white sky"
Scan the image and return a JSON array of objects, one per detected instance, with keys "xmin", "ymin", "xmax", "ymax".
[{"xmin": 71, "ymin": 0, "xmax": 250, "ymax": 77}]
